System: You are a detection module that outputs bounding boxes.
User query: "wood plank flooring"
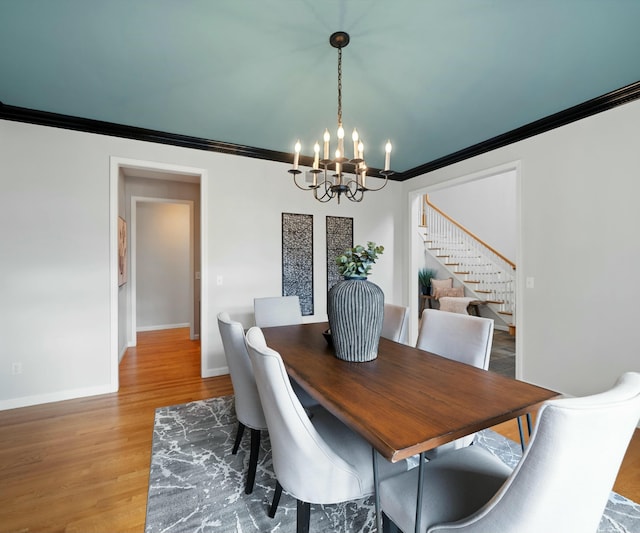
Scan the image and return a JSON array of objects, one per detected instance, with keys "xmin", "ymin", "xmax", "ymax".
[{"xmin": 0, "ymin": 327, "xmax": 637, "ymax": 532}]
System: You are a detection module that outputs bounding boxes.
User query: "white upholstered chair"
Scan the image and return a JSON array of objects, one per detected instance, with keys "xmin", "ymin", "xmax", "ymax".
[
  {"xmin": 416, "ymin": 309, "xmax": 494, "ymax": 456},
  {"xmin": 382, "ymin": 303, "xmax": 410, "ymax": 344},
  {"xmin": 254, "ymin": 295, "xmax": 303, "ymax": 327},
  {"xmin": 253, "ymin": 295, "xmax": 318, "ymax": 408},
  {"xmin": 217, "ymin": 312, "xmax": 267, "ymax": 494},
  {"xmin": 380, "ymin": 372, "xmax": 640, "ymax": 533},
  {"xmin": 245, "ymin": 326, "xmax": 410, "ymax": 533}
]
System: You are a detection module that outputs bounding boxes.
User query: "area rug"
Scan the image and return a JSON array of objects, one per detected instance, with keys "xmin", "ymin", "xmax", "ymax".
[{"xmin": 145, "ymin": 396, "xmax": 640, "ymax": 533}]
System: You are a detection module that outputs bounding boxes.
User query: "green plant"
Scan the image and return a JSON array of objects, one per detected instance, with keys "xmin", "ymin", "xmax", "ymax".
[
  {"xmin": 336, "ymin": 242, "xmax": 384, "ymax": 278},
  {"xmin": 418, "ymin": 267, "xmax": 436, "ymax": 290}
]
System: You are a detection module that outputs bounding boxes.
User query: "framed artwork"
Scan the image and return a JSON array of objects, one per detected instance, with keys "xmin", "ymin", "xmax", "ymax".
[
  {"xmin": 326, "ymin": 216, "xmax": 353, "ymax": 291},
  {"xmin": 281, "ymin": 213, "xmax": 314, "ymax": 316},
  {"xmin": 118, "ymin": 216, "xmax": 127, "ymax": 286}
]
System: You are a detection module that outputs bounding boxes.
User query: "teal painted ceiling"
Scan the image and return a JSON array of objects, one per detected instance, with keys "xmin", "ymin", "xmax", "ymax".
[{"xmin": 1, "ymin": 1, "xmax": 639, "ymax": 173}]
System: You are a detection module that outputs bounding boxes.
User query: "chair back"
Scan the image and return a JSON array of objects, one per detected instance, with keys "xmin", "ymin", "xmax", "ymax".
[
  {"xmin": 417, "ymin": 309, "xmax": 495, "ymax": 454},
  {"xmin": 245, "ymin": 326, "xmax": 369, "ymax": 503},
  {"xmin": 254, "ymin": 295, "xmax": 303, "ymax": 327},
  {"xmin": 217, "ymin": 312, "xmax": 266, "ymax": 430},
  {"xmin": 381, "ymin": 303, "xmax": 410, "ymax": 344},
  {"xmin": 416, "ymin": 309, "xmax": 494, "ymax": 369},
  {"xmin": 431, "ymin": 372, "xmax": 640, "ymax": 532}
]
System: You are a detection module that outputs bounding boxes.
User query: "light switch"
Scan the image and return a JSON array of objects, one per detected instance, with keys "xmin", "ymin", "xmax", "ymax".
[
  {"xmin": 526, "ymin": 277, "xmax": 535, "ymax": 289},
  {"xmin": 216, "ymin": 275, "xmax": 223, "ymax": 286}
]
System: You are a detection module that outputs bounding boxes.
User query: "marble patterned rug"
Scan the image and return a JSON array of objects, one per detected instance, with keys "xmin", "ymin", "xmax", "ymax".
[{"xmin": 145, "ymin": 396, "xmax": 640, "ymax": 533}]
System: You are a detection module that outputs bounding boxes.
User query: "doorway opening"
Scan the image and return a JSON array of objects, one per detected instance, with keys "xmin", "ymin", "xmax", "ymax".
[
  {"xmin": 109, "ymin": 157, "xmax": 208, "ymax": 392},
  {"xmin": 407, "ymin": 161, "xmax": 521, "ymax": 376}
]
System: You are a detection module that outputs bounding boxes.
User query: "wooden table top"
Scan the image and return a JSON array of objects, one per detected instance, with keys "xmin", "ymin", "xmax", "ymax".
[{"xmin": 261, "ymin": 322, "xmax": 558, "ymax": 462}]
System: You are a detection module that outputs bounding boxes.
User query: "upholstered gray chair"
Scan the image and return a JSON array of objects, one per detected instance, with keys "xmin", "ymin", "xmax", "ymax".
[
  {"xmin": 381, "ymin": 303, "xmax": 410, "ymax": 344},
  {"xmin": 380, "ymin": 372, "xmax": 640, "ymax": 533},
  {"xmin": 254, "ymin": 295, "xmax": 303, "ymax": 327},
  {"xmin": 217, "ymin": 312, "xmax": 267, "ymax": 494},
  {"xmin": 245, "ymin": 326, "xmax": 410, "ymax": 533},
  {"xmin": 416, "ymin": 309, "xmax": 494, "ymax": 456},
  {"xmin": 253, "ymin": 295, "xmax": 318, "ymax": 408}
]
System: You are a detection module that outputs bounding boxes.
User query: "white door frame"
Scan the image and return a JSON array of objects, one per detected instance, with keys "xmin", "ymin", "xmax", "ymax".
[{"xmin": 109, "ymin": 157, "xmax": 208, "ymax": 391}]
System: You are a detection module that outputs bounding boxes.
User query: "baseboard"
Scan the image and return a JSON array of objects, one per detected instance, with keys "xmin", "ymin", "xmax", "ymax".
[
  {"xmin": 202, "ymin": 366, "xmax": 229, "ymax": 378},
  {"xmin": 137, "ymin": 323, "xmax": 190, "ymax": 332},
  {"xmin": 0, "ymin": 383, "xmax": 116, "ymax": 411},
  {"xmin": 119, "ymin": 343, "xmax": 128, "ymax": 362}
]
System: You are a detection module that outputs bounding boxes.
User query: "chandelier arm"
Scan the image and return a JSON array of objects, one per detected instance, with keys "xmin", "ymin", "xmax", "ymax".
[
  {"xmin": 314, "ymin": 185, "xmax": 335, "ymax": 202},
  {"xmin": 344, "ymin": 182, "xmax": 365, "ymax": 202},
  {"xmin": 291, "ymin": 171, "xmax": 316, "ymax": 191},
  {"xmin": 360, "ymin": 173, "xmax": 391, "ymax": 192}
]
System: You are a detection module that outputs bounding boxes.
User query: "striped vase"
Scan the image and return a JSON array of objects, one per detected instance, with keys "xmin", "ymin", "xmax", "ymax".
[{"xmin": 327, "ymin": 276, "xmax": 384, "ymax": 362}]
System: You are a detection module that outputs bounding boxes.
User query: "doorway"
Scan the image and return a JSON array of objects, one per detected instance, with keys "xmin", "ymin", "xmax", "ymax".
[
  {"xmin": 109, "ymin": 157, "xmax": 208, "ymax": 392},
  {"xmin": 407, "ymin": 161, "xmax": 521, "ymax": 375}
]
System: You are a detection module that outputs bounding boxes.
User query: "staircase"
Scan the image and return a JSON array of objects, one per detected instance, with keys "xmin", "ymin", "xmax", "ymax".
[{"xmin": 420, "ymin": 194, "xmax": 516, "ymax": 331}]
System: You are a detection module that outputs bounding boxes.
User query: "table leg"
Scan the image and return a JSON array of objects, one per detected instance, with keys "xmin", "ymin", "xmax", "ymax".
[
  {"xmin": 415, "ymin": 452, "xmax": 425, "ymax": 533},
  {"xmin": 517, "ymin": 413, "xmax": 534, "ymax": 452},
  {"xmin": 373, "ymin": 448, "xmax": 382, "ymax": 532}
]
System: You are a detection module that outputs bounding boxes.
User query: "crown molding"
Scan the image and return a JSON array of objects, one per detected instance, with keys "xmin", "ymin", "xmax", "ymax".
[
  {"xmin": 3, "ymin": 79, "xmax": 640, "ymax": 182},
  {"xmin": 397, "ymin": 80, "xmax": 640, "ymax": 181}
]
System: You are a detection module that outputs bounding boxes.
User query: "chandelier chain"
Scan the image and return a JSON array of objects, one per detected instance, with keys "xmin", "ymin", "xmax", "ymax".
[{"xmin": 337, "ymin": 47, "xmax": 342, "ymax": 126}]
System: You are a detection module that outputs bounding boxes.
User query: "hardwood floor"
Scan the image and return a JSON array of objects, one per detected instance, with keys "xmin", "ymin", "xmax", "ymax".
[{"xmin": 0, "ymin": 327, "xmax": 637, "ymax": 532}]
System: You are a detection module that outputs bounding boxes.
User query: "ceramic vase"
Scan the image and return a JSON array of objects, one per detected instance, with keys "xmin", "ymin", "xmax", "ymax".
[{"xmin": 327, "ymin": 276, "xmax": 384, "ymax": 362}]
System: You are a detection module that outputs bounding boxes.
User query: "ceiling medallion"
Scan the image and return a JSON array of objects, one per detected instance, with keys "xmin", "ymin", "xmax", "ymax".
[{"xmin": 289, "ymin": 31, "xmax": 393, "ymax": 204}]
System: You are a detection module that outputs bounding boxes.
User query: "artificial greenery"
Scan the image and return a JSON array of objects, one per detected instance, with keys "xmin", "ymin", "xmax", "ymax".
[
  {"xmin": 418, "ymin": 267, "xmax": 437, "ymax": 290},
  {"xmin": 336, "ymin": 242, "xmax": 384, "ymax": 278}
]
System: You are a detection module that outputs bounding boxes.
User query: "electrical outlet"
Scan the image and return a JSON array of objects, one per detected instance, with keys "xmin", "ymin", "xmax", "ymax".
[
  {"xmin": 12, "ymin": 362, "xmax": 22, "ymax": 375},
  {"xmin": 526, "ymin": 277, "xmax": 535, "ymax": 289}
]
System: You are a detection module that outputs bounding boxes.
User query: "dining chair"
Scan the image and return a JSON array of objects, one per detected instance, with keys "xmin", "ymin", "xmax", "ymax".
[
  {"xmin": 254, "ymin": 295, "xmax": 303, "ymax": 327},
  {"xmin": 416, "ymin": 309, "xmax": 494, "ymax": 457},
  {"xmin": 217, "ymin": 312, "xmax": 267, "ymax": 494},
  {"xmin": 380, "ymin": 371, "xmax": 640, "ymax": 533},
  {"xmin": 245, "ymin": 326, "xmax": 410, "ymax": 533},
  {"xmin": 381, "ymin": 303, "xmax": 410, "ymax": 344},
  {"xmin": 253, "ymin": 295, "xmax": 318, "ymax": 408}
]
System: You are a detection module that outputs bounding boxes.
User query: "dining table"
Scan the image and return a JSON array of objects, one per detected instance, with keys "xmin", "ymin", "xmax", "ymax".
[{"xmin": 261, "ymin": 321, "xmax": 558, "ymax": 532}]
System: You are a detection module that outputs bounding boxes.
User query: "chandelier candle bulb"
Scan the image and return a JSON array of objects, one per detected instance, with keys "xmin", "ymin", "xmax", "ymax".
[
  {"xmin": 358, "ymin": 140, "xmax": 364, "ymax": 160},
  {"xmin": 384, "ymin": 140, "xmax": 392, "ymax": 171},
  {"xmin": 337, "ymin": 124, "xmax": 345, "ymax": 159},
  {"xmin": 323, "ymin": 129, "xmax": 330, "ymax": 160},
  {"xmin": 352, "ymin": 129, "xmax": 359, "ymax": 159},
  {"xmin": 313, "ymin": 142, "xmax": 320, "ymax": 170},
  {"xmin": 293, "ymin": 140, "xmax": 301, "ymax": 170}
]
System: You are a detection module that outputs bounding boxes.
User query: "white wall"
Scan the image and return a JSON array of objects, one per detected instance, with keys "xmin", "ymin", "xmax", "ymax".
[
  {"xmin": 404, "ymin": 98, "xmax": 640, "ymax": 397},
  {"xmin": 136, "ymin": 202, "xmax": 191, "ymax": 330},
  {"xmin": 428, "ymin": 170, "xmax": 517, "ymax": 262},
  {"xmin": 0, "ymin": 119, "xmax": 404, "ymax": 409}
]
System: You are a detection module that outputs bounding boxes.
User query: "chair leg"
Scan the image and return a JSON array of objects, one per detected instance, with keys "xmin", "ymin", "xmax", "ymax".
[
  {"xmin": 296, "ymin": 500, "xmax": 311, "ymax": 533},
  {"xmin": 232, "ymin": 422, "xmax": 245, "ymax": 455},
  {"xmin": 268, "ymin": 481, "xmax": 283, "ymax": 518},
  {"xmin": 245, "ymin": 428, "xmax": 261, "ymax": 494}
]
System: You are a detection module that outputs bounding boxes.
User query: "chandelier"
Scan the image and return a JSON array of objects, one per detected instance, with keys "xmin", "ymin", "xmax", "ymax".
[{"xmin": 289, "ymin": 31, "xmax": 393, "ymax": 204}]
